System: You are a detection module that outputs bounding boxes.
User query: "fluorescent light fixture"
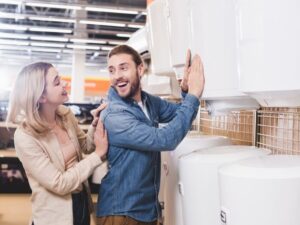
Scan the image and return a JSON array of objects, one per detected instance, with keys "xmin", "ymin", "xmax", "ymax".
[
  {"xmin": 85, "ymin": 7, "xmax": 138, "ymax": 15},
  {"xmin": 28, "ymin": 16, "xmax": 76, "ymax": 23},
  {"xmin": 30, "ymin": 47, "xmax": 62, "ymax": 53},
  {"xmin": 127, "ymin": 24, "xmax": 144, "ymax": 29},
  {"xmin": 0, "ymin": 23, "xmax": 27, "ymax": 31},
  {"xmin": 80, "ymin": 20, "xmax": 126, "ymax": 27},
  {"xmin": 93, "ymin": 52, "xmax": 100, "ymax": 57},
  {"xmin": 62, "ymin": 49, "xmax": 73, "ymax": 54},
  {"xmin": 0, "ymin": 39, "xmax": 29, "ymax": 46},
  {"xmin": 116, "ymin": 33, "xmax": 131, "ymax": 38},
  {"xmin": 30, "ymin": 42, "xmax": 65, "ymax": 48},
  {"xmin": 25, "ymin": 3, "xmax": 82, "ymax": 10},
  {"xmin": 0, "ymin": 32, "xmax": 28, "ymax": 39},
  {"xmin": 140, "ymin": 11, "xmax": 147, "ymax": 15},
  {"xmin": 108, "ymin": 40, "xmax": 125, "ymax": 45},
  {"xmin": 0, "ymin": 0, "xmax": 21, "ymax": 4},
  {"xmin": 99, "ymin": 68, "xmax": 108, "ymax": 73},
  {"xmin": 66, "ymin": 44, "xmax": 100, "ymax": 50},
  {"xmin": 0, "ymin": 45, "xmax": 63, "ymax": 53},
  {"xmin": 30, "ymin": 35, "xmax": 69, "ymax": 42},
  {"xmin": 0, "ymin": 45, "xmax": 25, "ymax": 50},
  {"xmin": 70, "ymin": 38, "xmax": 106, "ymax": 44},
  {"xmin": 0, "ymin": 12, "xmax": 26, "ymax": 20},
  {"xmin": 29, "ymin": 27, "xmax": 72, "ymax": 33},
  {"xmin": 101, "ymin": 46, "xmax": 113, "ymax": 51}
]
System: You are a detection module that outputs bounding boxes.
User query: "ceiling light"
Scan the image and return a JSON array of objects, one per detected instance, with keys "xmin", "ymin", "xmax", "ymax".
[
  {"xmin": 116, "ymin": 33, "xmax": 131, "ymax": 38},
  {"xmin": 127, "ymin": 24, "xmax": 144, "ymax": 29},
  {"xmin": 80, "ymin": 20, "xmax": 126, "ymax": 27},
  {"xmin": 0, "ymin": 12, "xmax": 26, "ymax": 20},
  {"xmin": 29, "ymin": 27, "xmax": 72, "ymax": 33},
  {"xmin": 0, "ymin": 45, "xmax": 26, "ymax": 51},
  {"xmin": 0, "ymin": 39, "xmax": 29, "ymax": 46},
  {"xmin": 30, "ymin": 35, "xmax": 69, "ymax": 42},
  {"xmin": 25, "ymin": 2, "xmax": 82, "ymax": 10},
  {"xmin": 85, "ymin": 7, "xmax": 138, "ymax": 15},
  {"xmin": 0, "ymin": 0, "xmax": 21, "ymax": 4},
  {"xmin": 62, "ymin": 49, "xmax": 73, "ymax": 54},
  {"xmin": 31, "ymin": 47, "xmax": 62, "ymax": 53},
  {"xmin": 101, "ymin": 46, "xmax": 113, "ymax": 51},
  {"xmin": 0, "ymin": 23, "xmax": 27, "ymax": 31},
  {"xmin": 66, "ymin": 44, "xmax": 100, "ymax": 50},
  {"xmin": 28, "ymin": 16, "xmax": 76, "ymax": 23},
  {"xmin": 93, "ymin": 52, "xmax": 100, "ymax": 57},
  {"xmin": 70, "ymin": 38, "xmax": 106, "ymax": 44},
  {"xmin": 0, "ymin": 32, "xmax": 28, "ymax": 39},
  {"xmin": 100, "ymin": 68, "xmax": 108, "ymax": 73},
  {"xmin": 108, "ymin": 40, "xmax": 125, "ymax": 45},
  {"xmin": 0, "ymin": 45, "xmax": 61, "ymax": 53},
  {"xmin": 30, "ymin": 42, "xmax": 65, "ymax": 48}
]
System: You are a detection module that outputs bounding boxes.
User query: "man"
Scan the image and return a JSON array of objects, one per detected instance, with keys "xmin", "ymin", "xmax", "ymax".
[{"xmin": 97, "ymin": 45, "xmax": 205, "ymax": 225}]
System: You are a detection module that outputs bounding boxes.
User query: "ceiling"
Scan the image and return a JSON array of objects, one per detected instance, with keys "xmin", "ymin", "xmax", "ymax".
[{"xmin": 0, "ymin": 0, "xmax": 147, "ymax": 68}]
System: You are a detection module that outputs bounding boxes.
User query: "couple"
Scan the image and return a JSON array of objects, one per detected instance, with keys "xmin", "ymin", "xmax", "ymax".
[{"xmin": 6, "ymin": 45, "xmax": 205, "ymax": 225}]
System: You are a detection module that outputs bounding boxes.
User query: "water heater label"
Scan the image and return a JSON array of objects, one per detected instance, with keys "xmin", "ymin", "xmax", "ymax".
[
  {"xmin": 178, "ymin": 182, "xmax": 184, "ymax": 196},
  {"xmin": 220, "ymin": 207, "xmax": 228, "ymax": 225}
]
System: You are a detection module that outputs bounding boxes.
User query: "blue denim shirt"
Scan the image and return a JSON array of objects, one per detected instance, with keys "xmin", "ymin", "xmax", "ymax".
[{"xmin": 97, "ymin": 87, "xmax": 200, "ymax": 222}]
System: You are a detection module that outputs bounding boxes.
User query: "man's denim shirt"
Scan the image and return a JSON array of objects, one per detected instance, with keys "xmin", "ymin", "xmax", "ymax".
[{"xmin": 97, "ymin": 87, "xmax": 200, "ymax": 222}]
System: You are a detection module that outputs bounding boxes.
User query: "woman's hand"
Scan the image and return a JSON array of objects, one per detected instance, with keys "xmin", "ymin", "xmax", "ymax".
[
  {"xmin": 94, "ymin": 119, "xmax": 108, "ymax": 161},
  {"xmin": 91, "ymin": 102, "xmax": 107, "ymax": 127}
]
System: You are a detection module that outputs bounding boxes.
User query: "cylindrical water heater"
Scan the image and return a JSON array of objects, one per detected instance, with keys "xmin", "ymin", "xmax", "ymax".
[
  {"xmin": 179, "ymin": 145, "xmax": 271, "ymax": 225},
  {"xmin": 219, "ymin": 155, "xmax": 300, "ymax": 225},
  {"xmin": 162, "ymin": 135, "xmax": 230, "ymax": 225}
]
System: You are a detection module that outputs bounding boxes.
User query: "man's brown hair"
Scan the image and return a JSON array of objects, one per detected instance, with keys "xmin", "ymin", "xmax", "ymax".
[{"xmin": 108, "ymin": 45, "xmax": 143, "ymax": 66}]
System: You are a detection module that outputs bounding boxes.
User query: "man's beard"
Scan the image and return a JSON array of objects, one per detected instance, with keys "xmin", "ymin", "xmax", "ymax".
[
  {"xmin": 115, "ymin": 73, "xmax": 141, "ymax": 100},
  {"xmin": 126, "ymin": 77, "xmax": 140, "ymax": 99}
]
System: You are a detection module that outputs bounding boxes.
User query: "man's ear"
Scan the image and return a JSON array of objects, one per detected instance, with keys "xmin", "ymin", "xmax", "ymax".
[
  {"xmin": 38, "ymin": 94, "xmax": 47, "ymax": 104},
  {"xmin": 137, "ymin": 64, "xmax": 144, "ymax": 79}
]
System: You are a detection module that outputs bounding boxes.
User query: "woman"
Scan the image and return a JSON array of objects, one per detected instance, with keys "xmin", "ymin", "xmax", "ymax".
[{"xmin": 6, "ymin": 62, "xmax": 108, "ymax": 225}]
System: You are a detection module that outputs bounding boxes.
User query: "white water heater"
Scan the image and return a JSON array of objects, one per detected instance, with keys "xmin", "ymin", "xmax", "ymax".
[
  {"xmin": 147, "ymin": 0, "xmax": 173, "ymax": 76},
  {"xmin": 165, "ymin": 0, "xmax": 191, "ymax": 80},
  {"xmin": 237, "ymin": 0, "xmax": 300, "ymax": 107},
  {"xmin": 219, "ymin": 155, "xmax": 300, "ymax": 225},
  {"xmin": 189, "ymin": 0, "xmax": 259, "ymax": 112},
  {"xmin": 189, "ymin": 0, "xmax": 243, "ymax": 99},
  {"xmin": 179, "ymin": 146, "xmax": 271, "ymax": 225},
  {"xmin": 162, "ymin": 135, "xmax": 231, "ymax": 225}
]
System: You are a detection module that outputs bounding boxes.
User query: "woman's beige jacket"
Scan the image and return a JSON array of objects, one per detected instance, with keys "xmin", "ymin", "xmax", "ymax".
[{"xmin": 14, "ymin": 105, "xmax": 103, "ymax": 225}]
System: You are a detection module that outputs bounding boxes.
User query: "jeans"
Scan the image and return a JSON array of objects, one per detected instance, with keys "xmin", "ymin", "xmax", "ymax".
[
  {"xmin": 72, "ymin": 188, "xmax": 90, "ymax": 225},
  {"xmin": 32, "ymin": 188, "xmax": 90, "ymax": 225},
  {"xmin": 97, "ymin": 216, "xmax": 158, "ymax": 225}
]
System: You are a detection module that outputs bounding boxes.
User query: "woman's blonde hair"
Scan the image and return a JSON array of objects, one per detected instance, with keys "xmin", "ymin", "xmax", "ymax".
[{"xmin": 7, "ymin": 62, "xmax": 59, "ymax": 136}]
